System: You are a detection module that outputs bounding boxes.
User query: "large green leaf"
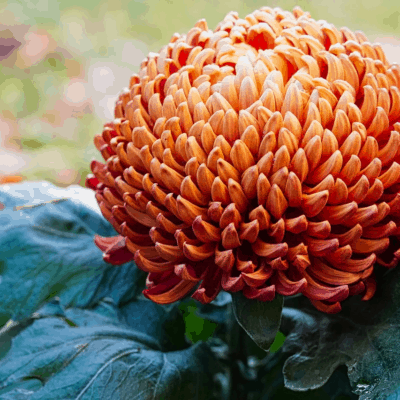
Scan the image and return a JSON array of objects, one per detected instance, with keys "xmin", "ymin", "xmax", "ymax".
[
  {"xmin": 0, "ymin": 182, "xmax": 146, "ymax": 325},
  {"xmin": 0, "ymin": 298, "xmax": 220, "ymax": 400},
  {"xmin": 232, "ymin": 292, "xmax": 283, "ymax": 351},
  {"xmin": 279, "ymin": 266, "xmax": 400, "ymax": 399},
  {"xmin": 118, "ymin": 298, "xmax": 187, "ymax": 351}
]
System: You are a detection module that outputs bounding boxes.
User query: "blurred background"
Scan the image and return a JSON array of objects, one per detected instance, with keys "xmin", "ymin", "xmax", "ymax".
[{"xmin": 1, "ymin": 0, "xmax": 400, "ymax": 187}]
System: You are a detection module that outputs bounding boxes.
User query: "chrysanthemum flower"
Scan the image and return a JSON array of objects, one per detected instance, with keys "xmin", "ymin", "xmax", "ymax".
[{"xmin": 86, "ymin": 6, "xmax": 400, "ymax": 313}]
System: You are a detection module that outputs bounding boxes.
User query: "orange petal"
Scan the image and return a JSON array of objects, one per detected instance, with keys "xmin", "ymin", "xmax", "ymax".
[
  {"xmin": 243, "ymin": 285, "xmax": 276, "ymax": 301},
  {"xmin": 221, "ymin": 223, "xmax": 241, "ymax": 249},
  {"xmin": 134, "ymin": 251, "xmax": 174, "ymax": 272},
  {"xmin": 239, "ymin": 220, "xmax": 260, "ymax": 243},
  {"xmin": 126, "ymin": 237, "xmax": 159, "ymax": 259},
  {"xmin": 221, "ymin": 273, "xmax": 245, "ymax": 292},
  {"xmin": 183, "ymin": 242, "xmax": 216, "ymax": 261},
  {"xmin": 309, "ymin": 258, "xmax": 362, "ymax": 285},
  {"xmin": 192, "ymin": 216, "xmax": 221, "ymax": 242},
  {"xmin": 252, "ymin": 239, "xmax": 288, "ymax": 258},
  {"xmin": 155, "ymin": 242, "xmax": 185, "ymax": 262},
  {"xmin": 273, "ymin": 271, "xmax": 307, "ymax": 296},
  {"xmin": 351, "ymin": 237, "xmax": 389, "ymax": 254},
  {"xmin": 305, "ymin": 236, "xmax": 339, "ymax": 257},
  {"xmin": 309, "ymin": 299, "xmax": 342, "ymax": 313},
  {"xmin": 307, "ymin": 220, "xmax": 331, "ymax": 239},
  {"xmin": 302, "ymin": 269, "xmax": 349, "ymax": 302},
  {"xmin": 242, "ymin": 266, "xmax": 274, "ymax": 287},
  {"xmin": 215, "ymin": 248, "xmax": 235, "ymax": 272},
  {"xmin": 318, "ymin": 202, "xmax": 357, "ymax": 225},
  {"xmin": 144, "ymin": 277, "xmax": 197, "ymax": 304}
]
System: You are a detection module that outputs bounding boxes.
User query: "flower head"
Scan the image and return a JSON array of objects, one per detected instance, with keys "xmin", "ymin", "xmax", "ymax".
[{"xmin": 86, "ymin": 6, "xmax": 400, "ymax": 313}]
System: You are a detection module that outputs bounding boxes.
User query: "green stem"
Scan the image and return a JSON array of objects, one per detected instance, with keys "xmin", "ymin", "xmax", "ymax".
[{"xmin": 227, "ymin": 303, "xmax": 247, "ymax": 400}]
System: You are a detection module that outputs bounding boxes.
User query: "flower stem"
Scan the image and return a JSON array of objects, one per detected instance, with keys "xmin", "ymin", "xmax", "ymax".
[{"xmin": 227, "ymin": 303, "xmax": 248, "ymax": 400}]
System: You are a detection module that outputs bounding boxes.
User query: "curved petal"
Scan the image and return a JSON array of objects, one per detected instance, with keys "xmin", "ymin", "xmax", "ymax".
[
  {"xmin": 243, "ymin": 285, "xmax": 276, "ymax": 301},
  {"xmin": 144, "ymin": 276, "xmax": 197, "ymax": 304}
]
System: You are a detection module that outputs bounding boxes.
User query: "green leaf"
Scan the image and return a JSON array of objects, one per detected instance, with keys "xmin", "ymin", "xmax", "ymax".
[
  {"xmin": 0, "ymin": 182, "xmax": 146, "ymax": 325},
  {"xmin": 179, "ymin": 301, "xmax": 217, "ymax": 343},
  {"xmin": 279, "ymin": 266, "xmax": 400, "ymax": 399},
  {"xmin": 119, "ymin": 299, "xmax": 186, "ymax": 351},
  {"xmin": 269, "ymin": 331, "xmax": 286, "ymax": 353},
  {"xmin": 232, "ymin": 292, "xmax": 283, "ymax": 351},
  {"xmin": 257, "ymin": 351, "xmax": 357, "ymax": 400},
  {"xmin": 0, "ymin": 299, "xmax": 220, "ymax": 400},
  {"xmin": 386, "ymin": 387, "xmax": 400, "ymax": 400}
]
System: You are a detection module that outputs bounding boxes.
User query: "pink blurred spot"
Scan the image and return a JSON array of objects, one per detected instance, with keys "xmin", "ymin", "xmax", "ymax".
[
  {"xmin": 56, "ymin": 169, "xmax": 79, "ymax": 186},
  {"xmin": 0, "ymin": 151, "xmax": 27, "ymax": 174},
  {"xmin": 18, "ymin": 31, "xmax": 54, "ymax": 67},
  {"xmin": 24, "ymin": 32, "xmax": 49, "ymax": 58},
  {"xmin": 64, "ymin": 80, "xmax": 88, "ymax": 105}
]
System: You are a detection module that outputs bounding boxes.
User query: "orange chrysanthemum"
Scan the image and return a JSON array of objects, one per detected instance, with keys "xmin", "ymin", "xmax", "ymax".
[{"xmin": 86, "ymin": 6, "xmax": 400, "ymax": 313}]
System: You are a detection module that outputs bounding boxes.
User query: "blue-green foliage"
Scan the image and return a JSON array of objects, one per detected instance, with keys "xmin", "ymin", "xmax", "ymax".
[
  {"xmin": 0, "ymin": 182, "xmax": 147, "ymax": 322},
  {"xmin": 0, "ymin": 298, "xmax": 218, "ymax": 400}
]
